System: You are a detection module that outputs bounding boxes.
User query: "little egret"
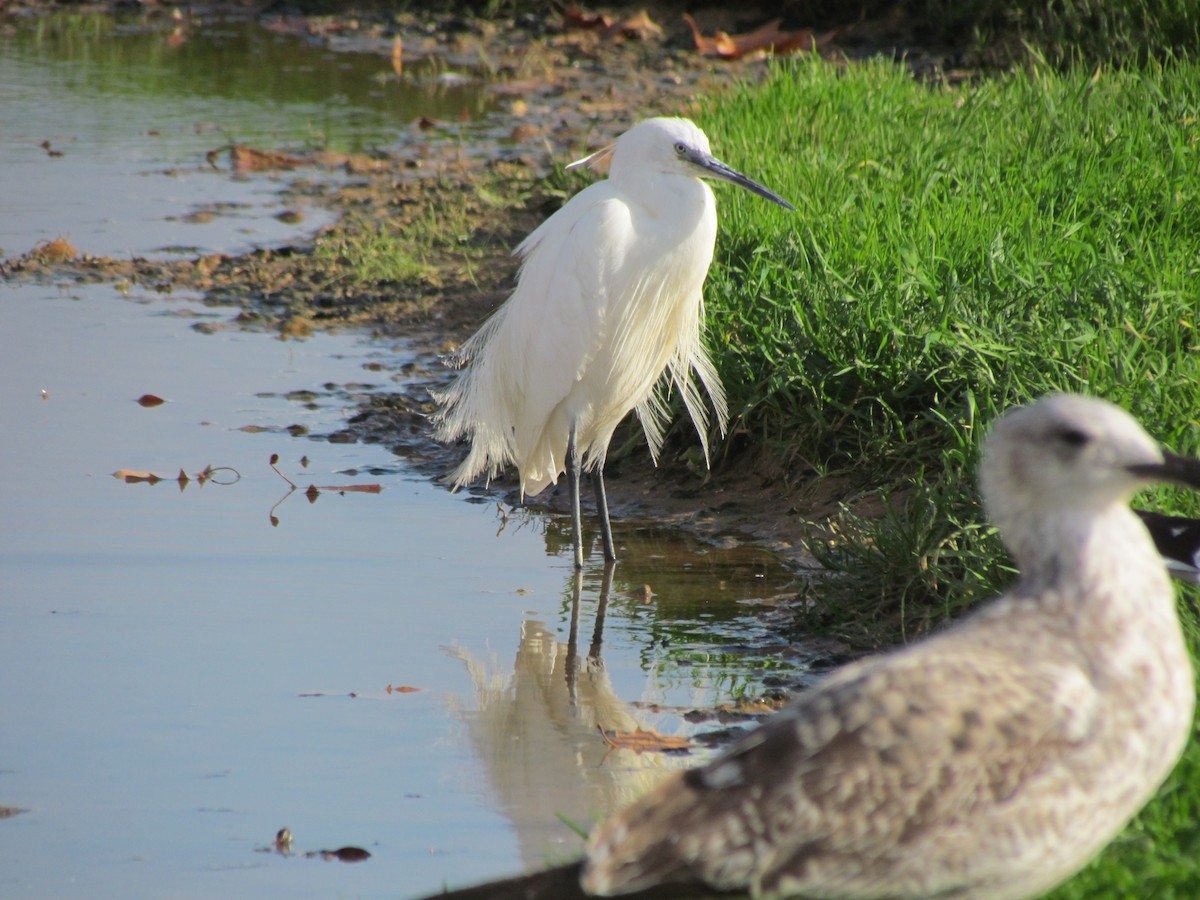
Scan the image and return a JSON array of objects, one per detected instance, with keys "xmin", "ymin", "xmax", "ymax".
[
  {"xmin": 425, "ymin": 394, "xmax": 1200, "ymax": 900},
  {"xmin": 433, "ymin": 117, "xmax": 793, "ymax": 568}
]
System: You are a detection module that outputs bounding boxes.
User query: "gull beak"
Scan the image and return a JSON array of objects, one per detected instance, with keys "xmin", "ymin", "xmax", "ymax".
[
  {"xmin": 1129, "ymin": 451, "xmax": 1200, "ymax": 490},
  {"xmin": 683, "ymin": 146, "xmax": 795, "ymax": 210}
]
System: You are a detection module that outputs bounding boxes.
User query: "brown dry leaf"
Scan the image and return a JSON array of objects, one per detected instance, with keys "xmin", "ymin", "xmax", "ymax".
[
  {"xmin": 605, "ymin": 9, "xmax": 663, "ymax": 41},
  {"xmin": 563, "ymin": 5, "xmax": 612, "ymax": 30},
  {"xmin": 305, "ymin": 484, "xmax": 320, "ymax": 502},
  {"xmin": 386, "ymin": 684, "xmax": 420, "ymax": 694},
  {"xmin": 598, "ymin": 725, "xmax": 691, "ymax": 754},
  {"xmin": 136, "ymin": 393, "xmax": 165, "ymax": 408},
  {"xmin": 318, "ymin": 846, "xmax": 371, "ymax": 863},
  {"xmin": 683, "ymin": 14, "xmax": 837, "ymax": 59},
  {"xmin": 314, "ymin": 483, "xmax": 383, "ymax": 494},
  {"xmin": 229, "ymin": 144, "xmax": 305, "ymax": 173},
  {"xmin": 112, "ymin": 469, "xmax": 162, "ymax": 485},
  {"xmin": 564, "ymin": 6, "xmax": 662, "ymax": 41},
  {"xmin": 391, "ymin": 36, "xmax": 403, "ymax": 76}
]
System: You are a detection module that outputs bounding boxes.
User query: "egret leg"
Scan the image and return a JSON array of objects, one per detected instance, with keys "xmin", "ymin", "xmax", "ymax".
[
  {"xmin": 592, "ymin": 467, "xmax": 617, "ymax": 563},
  {"xmin": 567, "ymin": 423, "xmax": 584, "ymax": 570}
]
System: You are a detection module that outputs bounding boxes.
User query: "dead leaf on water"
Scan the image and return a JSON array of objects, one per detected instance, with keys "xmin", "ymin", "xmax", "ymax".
[
  {"xmin": 386, "ymin": 684, "xmax": 420, "ymax": 694},
  {"xmin": 112, "ymin": 465, "xmax": 240, "ymax": 487},
  {"xmin": 223, "ymin": 144, "xmax": 306, "ymax": 173},
  {"xmin": 313, "ymin": 846, "xmax": 371, "ymax": 863},
  {"xmin": 315, "ymin": 483, "xmax": 383, "ymax": 494},
  {"xmin": 136, "ymin": 393, "xmax": 165, "ymax": 407},
  {"xmin": 112, "ymin": 469, "xmax": 162, "ymax": 484},
  {"xmin": 598, "ymin": 725, "xmax": 691, "ymax": 754},
  {"xmin": 260, "ymin": 827, "xmax": 368, "ymax": 863}
]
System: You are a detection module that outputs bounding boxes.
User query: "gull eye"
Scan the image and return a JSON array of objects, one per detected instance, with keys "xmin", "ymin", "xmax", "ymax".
[
  {"xmin": 673, "ymin": 142, "xmax": 688, "ymax": 156},
  {"xmin": 1057, "ymin": 427, "xmax": 1090, "ymax": 448}
]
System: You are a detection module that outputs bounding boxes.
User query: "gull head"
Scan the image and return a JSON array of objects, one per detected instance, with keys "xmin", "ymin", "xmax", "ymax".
[{"xmin": 979, "ymin": 393, "xmax": 1200, "ymax": 563}]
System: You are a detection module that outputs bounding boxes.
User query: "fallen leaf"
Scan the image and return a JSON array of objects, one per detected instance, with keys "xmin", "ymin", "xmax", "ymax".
[
  {"xmin": 318, "ymin": 846, "xmax": 371, "ymax": 863},
  {"xmin": 386, "ymin": 684, "xmax": 421, "ymax": 694},
  {"xmin": 391, "ymin": 35, "xmax": 403, "ymax": 76},
  {"xmin": 563, "ymin": 6, "xmax": 612, "ymax": 30},
  {"xmin": 598, "ymin": 725, "xmax": 691, "ymax": 753},
  {"xmin": 563, "ymin": 7, "xmax": 662, "ymax": 41},
  {"xmin": 606, "ymin": 9, "xmax": 662, "ymax": 41},
  {"xmin": 136, "ymin": 393, "xmax": 165, "ymax": 407},
  {"xmin": 112, "ymin": 469, "xmax": 162, "ymax": 484},
  {"xmin": 682, "ymin": 14, "xmax": 839, "ymax": 59},
  {"xmin": 314, "ymin": 483, "xmax": 383, "ymax": 494},
  {"xmin": 229, "ymin": 144, "xmax": 305, "ymax": 173}
]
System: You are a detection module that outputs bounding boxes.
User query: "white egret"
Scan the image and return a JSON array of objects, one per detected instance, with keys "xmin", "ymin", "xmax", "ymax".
[
  {"xmin": 433, "ymin": 117, "xmax": 793, "ymax": 568},
  {"xmin": 420, "ymin": 394, "xmax": 1200, "ymax": 899}
]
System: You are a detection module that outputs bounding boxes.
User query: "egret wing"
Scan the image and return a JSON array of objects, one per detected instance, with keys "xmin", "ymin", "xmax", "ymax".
[{"xmin": 483, "ymin": 186, "xmax": 636, "ymax": 494}]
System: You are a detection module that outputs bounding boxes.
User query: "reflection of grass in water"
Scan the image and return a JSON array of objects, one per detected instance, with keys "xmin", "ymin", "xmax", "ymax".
[{"xmin": 12, "ymin": 11, "xmax": 495, "ymax": 153}]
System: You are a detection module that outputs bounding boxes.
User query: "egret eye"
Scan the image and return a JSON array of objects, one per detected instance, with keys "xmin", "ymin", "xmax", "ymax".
[{"xmin": 673, "ymin": 142, "xmax": 688, "ymax": 157}]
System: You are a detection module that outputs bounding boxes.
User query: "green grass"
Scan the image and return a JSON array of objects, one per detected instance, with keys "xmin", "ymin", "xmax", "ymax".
[
  {"xmin": 689, "ymin": 55, "xmax": 1200, "ymax": 895},
  {"xmin": 693, "ymin": 55, "xmax": 1199, "ymax": 631}
]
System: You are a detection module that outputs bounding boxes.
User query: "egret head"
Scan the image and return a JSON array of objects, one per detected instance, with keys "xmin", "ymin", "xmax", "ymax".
[{"xmin": 569, "ymin": 117, "xmax": 795, "ymax": 210}]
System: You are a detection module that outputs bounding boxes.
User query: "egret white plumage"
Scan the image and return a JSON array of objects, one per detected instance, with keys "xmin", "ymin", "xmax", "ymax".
[{"xmin": 433, "ymin": 117, "xmax": 793, "ymax": 568}]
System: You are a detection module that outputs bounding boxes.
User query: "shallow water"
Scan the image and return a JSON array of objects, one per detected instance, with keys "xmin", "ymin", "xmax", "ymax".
[
  {"xmin": 0, "ymin": 11, "xmax": 496, "ymax": 259},
  {"xmin": 0, "ymin": 12, "xmax": 809, "ymax": 899}
]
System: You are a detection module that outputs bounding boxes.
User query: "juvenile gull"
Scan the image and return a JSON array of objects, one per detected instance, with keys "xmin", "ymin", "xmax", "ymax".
[
  {"xmin": 580, "ymin": 393, "xmax": 1199, "ymax": 898},
  {"xmin": 423, "ymin": 393, "xmax": 1200, "ymax": 899}
]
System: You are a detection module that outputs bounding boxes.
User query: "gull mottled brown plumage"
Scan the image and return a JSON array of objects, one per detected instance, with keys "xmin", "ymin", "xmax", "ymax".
[{"xmin": 581, "ymin": 393, "xmax": 1198, "ymax": 899}]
